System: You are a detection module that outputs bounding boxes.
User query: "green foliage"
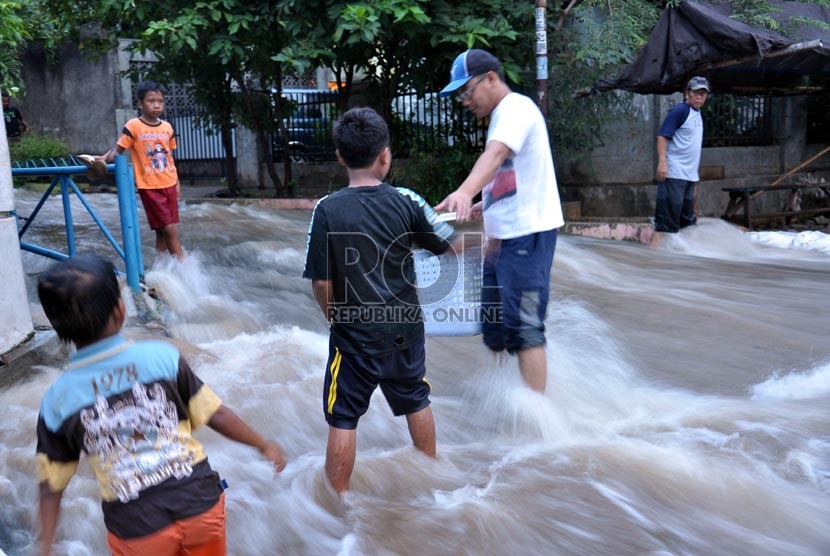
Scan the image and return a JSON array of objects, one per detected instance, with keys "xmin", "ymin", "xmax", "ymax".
[
  {"xmin": 729, "ymin": 0, "xmax": 782, "ymax": 30},
  {"xmin": 8, "ymin": 132, "xmax": 69, "ymax": 162},
  {"xmin": 1, "ymin": 0, "xmax": 73, "ymax": 92},
  {"xmin": 0, "ymin": 0, "xmax": 31, "ymax": 91},
  {"xmin": 549, "ymin": 0, "xmax": 662, "ymax": 159},
  {"xmin": 388, "ymin": 143, "xmax": 478, "ymax": 205}
]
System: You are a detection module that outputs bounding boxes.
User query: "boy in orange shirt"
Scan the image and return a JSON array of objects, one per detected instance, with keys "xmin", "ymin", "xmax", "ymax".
[{"xmin": 98, "ymin": 81, "xmax": 184, "ymax": 260}]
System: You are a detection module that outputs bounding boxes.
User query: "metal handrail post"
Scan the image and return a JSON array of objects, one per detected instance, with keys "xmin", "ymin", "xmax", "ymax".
[
  {"xmin": 59, "ymin": 175, "xmax": 76, "ymax": 257},
  {"xmin": 114, "ymin": 155, "xmax": 142, "ymax": 291},
  {"xmin": 127, "ymin": 164, "xmax": 144, "ymax": 277}
]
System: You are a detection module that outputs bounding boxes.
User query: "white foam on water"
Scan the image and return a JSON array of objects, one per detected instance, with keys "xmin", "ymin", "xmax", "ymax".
[
  {"xmin": 751, "ymin": 361, "xmax": 830, "ymax": 401},
  {"xmin": 659, "ymin": 218, "xmax": 829, "ymax": 262},
  {"xmin": 144, "ymin": 253, "xmax": 268, "ymax": 343},
  {"xmin": 5, "ymin": 195, "xmax": 830, "ymax": 555},
  {"xmin": 748, "ymin": 230, "xmax": 830, "ymax": 255}
]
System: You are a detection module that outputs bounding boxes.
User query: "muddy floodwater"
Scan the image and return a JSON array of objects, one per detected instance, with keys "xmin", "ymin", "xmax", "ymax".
[{"xmin": 1, "ymin": 190, "xmax": 829, "ymax": 555}]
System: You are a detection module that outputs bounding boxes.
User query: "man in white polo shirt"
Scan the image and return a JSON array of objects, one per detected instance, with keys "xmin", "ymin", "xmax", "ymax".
[
  {"xmin": 436, "ymin": 49, "xmax": 563, "ymax": 394},
  {"xmin": 652, "ymin": 76, "xmax": 710, "ymax": 246}
]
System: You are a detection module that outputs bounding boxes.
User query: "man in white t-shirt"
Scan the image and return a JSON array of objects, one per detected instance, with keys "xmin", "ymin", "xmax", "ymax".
[
  {"xmin": 652, "ymin": 76, "xmax": 709, "ymax": 247},
  {"xmin": 436, "ymin": 49, "xmax": 563, "ymax": 393}
]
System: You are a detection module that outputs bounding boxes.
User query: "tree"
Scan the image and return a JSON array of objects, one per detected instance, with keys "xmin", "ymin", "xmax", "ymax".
[{"xmin": 1, "ymin": 0, "xmax": 61, "ymax": 93}]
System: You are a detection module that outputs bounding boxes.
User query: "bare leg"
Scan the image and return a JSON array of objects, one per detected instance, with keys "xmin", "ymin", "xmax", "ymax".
[
  {"xmin": 517, "ymin": 345, "xmax": 546, "ymax": 393},
  {"xmin": 405, "ymin": 406, "xmax": 436, "ymax": 458},
  {"xmin": 325, "ymin": 426, "xmax": 356, "ymax": 494},
  {"xmin": 153, "ymin": 229, "xmax": 164, "ymax": 254},
  {"xmin": 159, "ymin": 223, "xmax": 185, "ymax": 260},
  {"xmin": 649, "ymin": 230, "xmax": 666, "ymax": 249}
]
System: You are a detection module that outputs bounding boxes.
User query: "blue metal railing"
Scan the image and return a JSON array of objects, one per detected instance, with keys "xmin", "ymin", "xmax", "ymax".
[{"xmin": 11, "ymin": 154, "xmax": 144, "ymax": 291}]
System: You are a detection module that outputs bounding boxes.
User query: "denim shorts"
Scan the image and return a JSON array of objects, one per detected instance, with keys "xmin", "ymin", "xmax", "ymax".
[
  {"xmin": 481, "ymin": 229, "xmax": 557, "ymax": 354},
  {"xmin": 323, "ymin": 336, "xmax": 431, "ymax": 430},
  {"xmin": 654, "ymin": 178, "xmax": 696, "ymax": 233}
]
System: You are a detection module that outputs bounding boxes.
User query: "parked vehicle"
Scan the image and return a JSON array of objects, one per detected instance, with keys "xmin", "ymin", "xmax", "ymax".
[{"xmin": 271, "ymin": 89, "xmax": 338, "ymax": 162}]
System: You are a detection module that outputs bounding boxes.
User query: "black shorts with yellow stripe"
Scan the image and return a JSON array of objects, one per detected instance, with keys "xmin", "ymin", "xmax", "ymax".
[{"xmin": 323, "ymin": 336, "xmax": 431, "ymax": 430}]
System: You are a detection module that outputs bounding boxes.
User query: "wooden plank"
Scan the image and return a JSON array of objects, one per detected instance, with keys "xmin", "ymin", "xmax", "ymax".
[
  {"xmin": 722, "ymin": 183, "xmax": 826, "ymax": 193},
  {"xmin": 748, "ymin": 145, "xmax": 830, "ymax": 201}
]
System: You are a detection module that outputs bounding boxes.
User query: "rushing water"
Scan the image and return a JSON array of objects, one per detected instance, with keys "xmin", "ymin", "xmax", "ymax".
[{"xmin": 2, "ymin": 190, "xmax": 829, "ymax": 556}]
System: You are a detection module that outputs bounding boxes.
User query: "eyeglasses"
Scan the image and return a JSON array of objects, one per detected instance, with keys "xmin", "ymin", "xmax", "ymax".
[
  {"xmin": 689, "ymin": 89, "xmax": 709, "ymax": 97},
  {"xmin": 455, "ymin": 74, "xmax": 488, "ymax": 103}
]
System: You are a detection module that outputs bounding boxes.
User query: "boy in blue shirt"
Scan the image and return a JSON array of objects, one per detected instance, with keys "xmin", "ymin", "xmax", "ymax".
[{"xmin": 36, "ymin": 254, "xmax": 286, "ymax": 555}]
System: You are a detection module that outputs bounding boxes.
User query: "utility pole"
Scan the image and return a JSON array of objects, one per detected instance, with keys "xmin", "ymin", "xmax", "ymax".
[
  {"xmin": 535, "ymin": 0, "xmax": 549, "ymax": 117},
  {"xmin": 0, "ymin": 105, "xmax": 34, "ymax": 356}
]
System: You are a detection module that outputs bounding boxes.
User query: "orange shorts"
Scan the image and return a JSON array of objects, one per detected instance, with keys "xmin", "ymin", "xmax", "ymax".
[{"xmin": 107, "ymin": 494, "xmax": 226, "ymax": 556}]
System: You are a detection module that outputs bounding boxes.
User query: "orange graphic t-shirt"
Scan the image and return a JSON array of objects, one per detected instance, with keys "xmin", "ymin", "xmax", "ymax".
[{"xmin": 117, "ymin": 118, "xmax": 178, "ymax": 190}]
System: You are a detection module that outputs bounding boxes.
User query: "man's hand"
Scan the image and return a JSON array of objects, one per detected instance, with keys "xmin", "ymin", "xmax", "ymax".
[
  {"xmin": 435, "ymin": 190, "xmax": 475, "ymax": 222},
  {"xmin": 656, "ymin": 161, "xmax": 668, "ymax": 182},
  {"xmin": 469, "ymin": 201, "xmax": 483, "ymax": 221},
  {"xmin": 176, "ymin": 181, "xmax": 182, "ymax": 200},
  {"xmin": 260, "ymin": 441, "xmax": 287, "ymax": 472}
]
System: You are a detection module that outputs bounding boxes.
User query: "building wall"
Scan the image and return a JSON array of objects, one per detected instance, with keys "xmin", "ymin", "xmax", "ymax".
[
  {"xmin": 557, "ymin": 93, "xmax": 828, "ymax": 218},
  {"xmin": 20, "ymin": 42, "xmax": 123, "ymax": 153}
]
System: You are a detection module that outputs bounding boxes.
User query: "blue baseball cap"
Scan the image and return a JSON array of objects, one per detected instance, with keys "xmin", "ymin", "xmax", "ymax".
[{"xmin": 439, "ymin": 49, "xmax": 502, "ymax": 98}]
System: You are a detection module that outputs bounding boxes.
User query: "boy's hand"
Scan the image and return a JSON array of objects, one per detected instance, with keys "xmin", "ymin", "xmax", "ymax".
[
  {"xmin": 260, "ymin": 441, "xmax": 287, "ymax": 472},
  {"xmin": 176, "ymin": 181, "xmax": 182, "ymax": 200}
]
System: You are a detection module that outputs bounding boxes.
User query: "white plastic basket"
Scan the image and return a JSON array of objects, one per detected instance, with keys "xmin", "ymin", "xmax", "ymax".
[{"xmin": 413, "ymin": 247, "xmax": 483, "ymax": 337}]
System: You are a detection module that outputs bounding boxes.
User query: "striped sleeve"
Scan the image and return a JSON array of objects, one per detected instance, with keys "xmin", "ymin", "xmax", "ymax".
[
  {"xmin": 395, "ymin": 187, "xmax": 454, "ymax": 240},
  {"xmin": 167, "ymin": 120, "xmax": 177, "ymax": 150},
  {"xmin": 117, "ymin": 120, "xmax": 136, "ymax": 150}
]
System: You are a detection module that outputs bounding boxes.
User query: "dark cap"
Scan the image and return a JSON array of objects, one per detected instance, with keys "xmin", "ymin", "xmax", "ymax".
[
  {"xmin": 687, "ymin": 76, "xmax": 710, "ymax": 92},
  {"xmin": 439, "ymin": 49, "xmax": 502, "ymax": 98}
]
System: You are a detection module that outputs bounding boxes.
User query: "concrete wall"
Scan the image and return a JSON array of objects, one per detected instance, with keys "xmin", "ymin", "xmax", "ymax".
[
  {"xmin": 253, "ymin": 161, "xmax": 348, "ymax": 197},
  {"xmin": 21, "ymin": 42, "xmax": 123, "ymax": 153},
  {"xmin": 557, "ymin": 93, "xmax": 828, "ymax": 218}
]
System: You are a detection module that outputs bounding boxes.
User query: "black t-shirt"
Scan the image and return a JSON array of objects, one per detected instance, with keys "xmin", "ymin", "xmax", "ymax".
[
  {"xmin": 3, "ymin": 106, "xmax": 25, "ymax": 137},
  {"xmin": 303, "ymin": 184, "xmax": 453, "ymax": 357}
]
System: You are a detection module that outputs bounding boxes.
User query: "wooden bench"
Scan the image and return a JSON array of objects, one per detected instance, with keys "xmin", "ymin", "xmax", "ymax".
[
  {"xmin": 722, "ymin": 182, "xmax": 830, "ymax": 228},
  {"xmin": 721, "ymin": 145, "xmax": 830, "ymax": 229}
]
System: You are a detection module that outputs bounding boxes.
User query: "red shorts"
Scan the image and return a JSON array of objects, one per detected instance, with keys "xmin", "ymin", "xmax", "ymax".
[
  {"xmin": 107, "ymin": 494, "xmax": 226, "ymax": 556},
  {"xmin": 138, "ymin": 185, "xmax": 179, "ymax": 230}
]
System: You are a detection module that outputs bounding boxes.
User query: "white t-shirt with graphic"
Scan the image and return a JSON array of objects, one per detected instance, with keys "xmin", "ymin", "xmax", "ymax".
[{"xmin": 482, "ymin": 92, "xmax": 563, "ymax": 239}]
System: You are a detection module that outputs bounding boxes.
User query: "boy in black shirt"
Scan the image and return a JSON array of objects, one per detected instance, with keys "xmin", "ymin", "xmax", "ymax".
[{"xmin": 303, "ymin": 107, "xmax": 454, "ymax": 493}]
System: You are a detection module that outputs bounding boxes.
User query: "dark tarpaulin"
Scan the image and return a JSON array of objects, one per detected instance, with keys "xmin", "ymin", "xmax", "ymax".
[{"xmin": 586, "ymin": 1, "xmax": 830, "ymax": 96}]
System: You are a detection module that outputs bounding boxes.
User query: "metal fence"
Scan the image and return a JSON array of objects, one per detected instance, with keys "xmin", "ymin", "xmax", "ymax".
[
  {"xmin": 390, "ymin": 92, "xmax": 487, "ymax": 155},
  {"xmin": 269, "ymin": 90, "xmax": 486, "ymax": 162},
  {"xmin": 702, "ymin": 95, "xmax": 774, "ymax": 147},
  {"xmin": 167, "ymin": 114, "xmax": 235, "ymax": 181},
  {"xmin": 168, "ymin": 114, "xmax": 235, "ymax": 160}
]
